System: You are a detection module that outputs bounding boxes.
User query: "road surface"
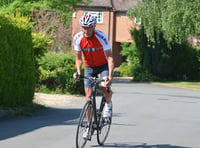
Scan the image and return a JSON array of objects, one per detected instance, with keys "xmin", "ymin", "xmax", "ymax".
[{"xmin": 0, "ymin": 79, "xmax": 200, "ymax": 148}]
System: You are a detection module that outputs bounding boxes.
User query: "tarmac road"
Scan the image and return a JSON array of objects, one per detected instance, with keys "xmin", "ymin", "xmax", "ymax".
[{"xmin": 0, "ymin": 79, "xmax": 200, "ymax": 148}]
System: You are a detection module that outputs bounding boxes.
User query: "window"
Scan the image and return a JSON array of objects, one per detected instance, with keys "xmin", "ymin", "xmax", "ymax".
[
  {"xmin": 84, "ymin": 11, "xmax": 103, "ymax": 23},
  {"xmin": 134, "ymin": 17, "xmax": 141, "ymax": 25}
]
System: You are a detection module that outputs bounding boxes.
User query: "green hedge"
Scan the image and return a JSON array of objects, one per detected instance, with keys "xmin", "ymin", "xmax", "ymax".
[
  {"xmin": 32, "ymin": 32, "xmax": 52, "ymax": 83},
  {"xmin": 114, "ymin": 63, "xmax": 133, "ymax": 77},
  {"xmin": 0, "ymin": 14, "xmax": 35, "ymax": 108},
  {"xmin": 38, "ymin": 52, "xmax": 84, "ymax": 95}
]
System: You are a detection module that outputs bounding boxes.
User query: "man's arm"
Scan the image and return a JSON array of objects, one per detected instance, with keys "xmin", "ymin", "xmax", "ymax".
[
  {"xmin": 105, "ymin": 49, "xmax": 114, "ymax": 81},
  {"xmin": 75, "ymin": 51, "xmax": 82, "ymax": 75}
]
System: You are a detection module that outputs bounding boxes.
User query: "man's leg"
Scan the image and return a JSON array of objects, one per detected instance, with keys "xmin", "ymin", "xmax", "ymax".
[
  {"xmin": 85, "ymin": 88, "xmax": 92, "ymax": 101},
  {"xmin": 101, "ymin": 82, "xmax": 112, "ymax": 118},
  {"xmin": 82, "ymin": 87, "xmax": 94, "ymax": 139},
  {"xmin": 100, "ymin": 63, "xmax": 112, "ymax": 118},
  {"xmin": 84, "ymin": 66, "xmax": 93, "ymax": 101},
  {"xmin": 99, "ymin": 64, "xmax": 112, "ymax": 103},
  {"xmin": 101, "ymin": 78, "xmax": 112, "ymax": 103},
  {"xmin": 82, "ymin": 67, "xmax": 93, "ymax": 139}
]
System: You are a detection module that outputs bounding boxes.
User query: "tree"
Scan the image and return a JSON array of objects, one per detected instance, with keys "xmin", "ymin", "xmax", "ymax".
[
  {"xmin": 0, "ymin": 0, "xmax": 89, "ymax": 22},
  {"xmin": 126, "ymin": 0, "xmax": 200, "ymax": 80},
  {"xmin": 128, "ymin": 0, "xmax": 200, "ymax": 45},
  {"xmin": 0, "ymin": 0, "xmax": 91, "ymax": 52}
]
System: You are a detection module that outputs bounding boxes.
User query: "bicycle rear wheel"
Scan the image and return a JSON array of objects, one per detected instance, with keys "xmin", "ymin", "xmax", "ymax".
[
  {"xmin": 76, "ymin": 100, "xmax": 93, "ymax": 148},
  {"xmin": 97, "ymin": 102, "xmax": 112, "ymax": 145}
]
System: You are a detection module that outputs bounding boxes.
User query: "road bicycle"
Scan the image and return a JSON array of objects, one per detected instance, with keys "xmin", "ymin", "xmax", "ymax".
[{"xmin": 75, "ymin": 75, "xmax": 112, "ymax": 148}]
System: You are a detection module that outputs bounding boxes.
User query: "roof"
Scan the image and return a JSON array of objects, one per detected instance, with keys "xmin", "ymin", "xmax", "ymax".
[
  {"xmin": 113, "ymin": 0, "xmax": 137, "ymax": 11},
  {"xmin": 78, "ymin": 0, "xmax": 112, "ymax": 8},
  {"xmin": 77, "ymin": 0, "xmax": 137, "ymax": 11}
]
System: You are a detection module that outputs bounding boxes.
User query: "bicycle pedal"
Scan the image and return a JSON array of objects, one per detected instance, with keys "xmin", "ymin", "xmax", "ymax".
[
  {"xmin": 92, "ymin": 123, "xmax": 97, "ymax": 129},
  {"xmin": 87, "ymin": 134, "xmax": 92, "ymax": 141},
  {"xmin": 103, "ymin": 118, "xmax": 111, "ymax": 124}
]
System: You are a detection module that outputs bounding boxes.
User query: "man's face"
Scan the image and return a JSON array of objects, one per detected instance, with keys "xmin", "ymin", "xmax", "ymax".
[{"xmin": 81, "ymin": 26, "xmax": 95, "ymax": 38}]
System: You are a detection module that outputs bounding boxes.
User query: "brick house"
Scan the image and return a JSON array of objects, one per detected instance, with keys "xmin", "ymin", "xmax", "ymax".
[{"xmin": 72, "ymin": 0, "xmax": 139, "ymax": 67}]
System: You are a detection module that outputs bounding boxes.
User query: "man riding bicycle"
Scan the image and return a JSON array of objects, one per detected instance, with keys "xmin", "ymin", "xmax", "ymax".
[{"xmin": 73, "ymin": 14, "xmax": 114, "ymax": 119}]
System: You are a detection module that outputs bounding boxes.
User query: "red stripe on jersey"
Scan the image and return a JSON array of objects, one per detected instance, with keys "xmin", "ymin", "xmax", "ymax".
[{"xmin": 79, "ymin": 33, "xmax": 108, "ymax": 67}]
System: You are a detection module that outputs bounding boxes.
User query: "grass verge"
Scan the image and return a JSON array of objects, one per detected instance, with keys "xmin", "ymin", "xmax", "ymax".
[{"xmin": 153, "ymin": 81, "xmax": 200, "ymax": 90}]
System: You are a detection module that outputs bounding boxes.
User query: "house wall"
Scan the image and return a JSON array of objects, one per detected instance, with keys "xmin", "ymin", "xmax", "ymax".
[
  {"xmin": 112, "ymin": 42, "xmax": 123, "ymax": 67},
  {"xmin": 72, "ymin": 10, "xmax": 84, "ymax": 39},
  {"xmin": 115, "ymin": 12, "xmax": 133, "ymax": 43}
]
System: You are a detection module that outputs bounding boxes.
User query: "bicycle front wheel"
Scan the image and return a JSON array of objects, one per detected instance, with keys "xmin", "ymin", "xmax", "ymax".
[
  {"xmin": 76, "ymin": 100, "xmax": 93, "ymax": 148},
  {"xmin": 97, "ymin": 102, "xmax": 112, "ymax": 145}
]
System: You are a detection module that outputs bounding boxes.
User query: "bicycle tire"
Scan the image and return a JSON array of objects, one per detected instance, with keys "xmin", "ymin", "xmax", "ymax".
[
  {"xmin": 76, "ymin": 100, "xmax": 93, "ymax": 148},
  {"xmin": 97, "ymin": 101, "xmax": 112, "ymax": 145}
]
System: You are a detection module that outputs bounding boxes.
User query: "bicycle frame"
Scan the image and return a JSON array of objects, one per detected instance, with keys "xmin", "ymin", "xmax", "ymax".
[
  {"xmin": 76, "ymin": 75, "xmax": 111, "ymax": 147},
  {"xmin": 86, "ymin": 77, "xmax": 106, "ymax": 139},
  {"xmin": 91, "ymin": 83, "xmax": 98, "ymax": 129},
  {"xmin": 79, "ymin": 76, "xmax": 106, "ymax": 133}
]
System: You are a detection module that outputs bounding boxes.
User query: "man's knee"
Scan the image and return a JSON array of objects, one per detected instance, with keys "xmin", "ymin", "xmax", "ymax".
[{"xmin": 85, "ymin": 88, "xmax": 92, "ymax": 100}]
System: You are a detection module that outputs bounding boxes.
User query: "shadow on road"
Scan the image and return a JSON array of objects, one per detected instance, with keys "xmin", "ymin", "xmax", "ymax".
[
  {"xmin": 0, "ymin": 107, "xmax": 81, "ymax": 140},
  {"xmin": 92, "ymin": 142, "xmax": 191, "ymax": 148}
]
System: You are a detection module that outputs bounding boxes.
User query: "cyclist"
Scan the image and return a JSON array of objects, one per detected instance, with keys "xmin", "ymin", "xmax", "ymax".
[{"xmin": 73, "ymin": 14, "xmax": 114, "ymax": 119}]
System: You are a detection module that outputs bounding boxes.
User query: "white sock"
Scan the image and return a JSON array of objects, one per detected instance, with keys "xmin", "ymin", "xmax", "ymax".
[{"xmin": 105, "ymin": 102, "xmax": 112, "ymax": 108}]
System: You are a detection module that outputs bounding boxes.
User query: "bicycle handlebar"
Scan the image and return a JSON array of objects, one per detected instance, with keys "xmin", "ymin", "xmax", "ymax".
[{"xmin": 74, "ymin": 72, "xmax": 110, "ymax": 92}]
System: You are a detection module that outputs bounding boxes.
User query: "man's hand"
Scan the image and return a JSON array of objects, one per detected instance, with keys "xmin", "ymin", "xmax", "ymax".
[
  {"xmin": 73, "ymin": 72, "xmax": 80, "ymax": 82},
  {"xmin": 105, "ymin": 78, "xmax": 112, "ymax": 93},
  {"xmin": 101, "ymin": 77, "xmax": 112, "ymax": 92}
]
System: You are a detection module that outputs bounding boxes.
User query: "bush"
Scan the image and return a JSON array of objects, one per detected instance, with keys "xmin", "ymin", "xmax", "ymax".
[
  {"xmin": 121, "ymin": 42, "xmax": 140, "ymax": 66},
  {"xmin": 0, "ymin": 14, "xmax": 35, "ymax": 107},
  {"xmin": 114, "ymin": 63, "xmax": 133, "ymax": 77},
  {"xmin": 170, "ymin": 43, "xmax": 200, "ymax": 80},
  {"xmin": 32, "ymin": 32, "xmax": 52, "ymax": 83},
  {"xmin": 38, "ymin": 52, "xmax": 84, "ymax": 94},
  {"xmin": 132, "ymin": 65, "xmax": 159, "ymax": 82},
  {"xmin": 130, "ymin": 28, "xmax": 200, "ymax": 81}
]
